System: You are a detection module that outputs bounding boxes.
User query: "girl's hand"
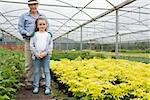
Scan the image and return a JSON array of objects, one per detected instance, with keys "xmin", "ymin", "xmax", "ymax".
[
  {"xmin": 36, "ymin": 53, "xmax": 42, "ymax": 58},
  {"xmin": 40, "ymin": 52, "xmax": 46, "ymax": 58}
]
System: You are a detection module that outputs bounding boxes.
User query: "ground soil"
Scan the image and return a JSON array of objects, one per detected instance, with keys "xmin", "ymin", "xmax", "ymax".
[{"xmin": 16, "ymin": 80, "xmax": 76, "ymax": 100}]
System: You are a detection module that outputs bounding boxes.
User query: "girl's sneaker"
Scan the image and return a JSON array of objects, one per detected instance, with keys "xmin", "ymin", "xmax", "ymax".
[
  {"xmin": 33, "ymin": 87, "xmax": 39, "ymax": 94},
  {"xmin": 44, "ymin": 87, "xmax": 51, "ymax": 95}
]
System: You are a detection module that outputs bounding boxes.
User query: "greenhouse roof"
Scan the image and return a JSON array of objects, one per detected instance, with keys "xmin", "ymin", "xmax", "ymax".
[{"xmin": 0, "ymin": 0, "xmax": 150, "ymax": 43}]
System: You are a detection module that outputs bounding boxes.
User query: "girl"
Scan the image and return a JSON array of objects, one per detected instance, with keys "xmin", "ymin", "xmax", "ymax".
[{"xmin": 30, "ymin": 16, "xmax": 53, "ymax": 95}]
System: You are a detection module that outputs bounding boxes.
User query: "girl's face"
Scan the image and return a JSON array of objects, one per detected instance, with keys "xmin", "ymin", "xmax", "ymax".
[{"xmin": 37, "ymin": 19, "xmax": 47, "ymax": 32}]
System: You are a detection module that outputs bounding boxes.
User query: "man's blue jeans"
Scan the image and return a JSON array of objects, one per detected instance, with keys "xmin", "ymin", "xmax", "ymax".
[{"xmin": 33, "ymin": 55, "xmax": 51, "ymax": 88}]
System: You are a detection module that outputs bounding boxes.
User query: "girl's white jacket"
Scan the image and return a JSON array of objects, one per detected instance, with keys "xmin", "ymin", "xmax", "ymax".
[{"xmin": 30, "ymin": 32, "xmax": 53, "ymax": 60}]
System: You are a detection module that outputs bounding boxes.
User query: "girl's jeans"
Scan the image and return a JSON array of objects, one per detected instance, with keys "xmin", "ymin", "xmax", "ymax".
[{"xmin": 33, "ymin": 55, "xmax": 51, "ymax": 88}]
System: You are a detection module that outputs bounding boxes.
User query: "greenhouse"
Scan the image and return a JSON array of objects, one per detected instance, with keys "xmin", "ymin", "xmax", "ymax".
[{"xmin": 0, "ymin": 0, "xmax": 150, "ymax": 99}]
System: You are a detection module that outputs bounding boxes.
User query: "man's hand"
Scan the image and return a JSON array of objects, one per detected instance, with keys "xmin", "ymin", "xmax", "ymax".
[{"xmin": 26, "ymin": 32, "xmax": 32, "ymax": 36}]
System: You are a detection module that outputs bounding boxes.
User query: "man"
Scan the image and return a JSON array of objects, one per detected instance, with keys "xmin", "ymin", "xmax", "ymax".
[{"xmin": 18, "ymin": 0, "xmax": 48, "ymax": 88}]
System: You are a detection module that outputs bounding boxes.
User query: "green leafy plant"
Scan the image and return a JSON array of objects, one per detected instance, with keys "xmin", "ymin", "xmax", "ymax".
[{"xmin": 0, "ymin": 48, "xmax": 25, "ymax": 100}]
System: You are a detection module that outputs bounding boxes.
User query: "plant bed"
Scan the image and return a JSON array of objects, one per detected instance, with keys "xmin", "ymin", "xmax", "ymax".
[
  {"xmin": 51, "ymin": 71, "xmax": 74, "ymax": 97},
  {"xmin": 51, "ymin": 58, "xmax": 150, "ymax": 100}
]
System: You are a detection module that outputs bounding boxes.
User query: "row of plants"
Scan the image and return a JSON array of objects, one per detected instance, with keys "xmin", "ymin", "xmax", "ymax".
[
  {"xmin": 116, "ymin": 56, "xmax": 150, "ymax": 64},
  {"xmin": 51, "ymin": 58, "xmax": 150, "ymax": 100},
  {"xmin": 51, "ymin": 50, "xmax": 111, "ymax": 61},
  {"xmin": 104, "ymin": 51, "xmax": 150, "ymax": 58},
  {"xmin": 51, "ymin": 50, "xmax": 150, "ymax": 63},
  {"xmin": 101, "ymin": 51, "xmax": 150, "ymax": 63},
  {"xmin": 119, "ymin": 48, "xmax": 150, "ymax": 53},
  {"xmin": 0, "ymin": 48, "xmax": 25, "ymax": 100}
]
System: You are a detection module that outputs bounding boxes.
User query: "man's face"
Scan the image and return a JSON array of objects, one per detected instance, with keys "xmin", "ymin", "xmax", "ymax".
[{"xmin": 28, "ymin": 3, "xmax": 38, "ymax": 12}]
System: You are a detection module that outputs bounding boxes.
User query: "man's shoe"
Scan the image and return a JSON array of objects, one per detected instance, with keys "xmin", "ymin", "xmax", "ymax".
[
  {"xmin": 33, "ymin": 87, "xmax": 39, "ymax": 94},
  {"xmin": 44, "ymin": 87, "xmax": 51, "ymax": 95}
]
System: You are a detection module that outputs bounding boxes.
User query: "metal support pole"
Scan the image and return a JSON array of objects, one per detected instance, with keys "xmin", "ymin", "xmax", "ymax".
[
  {"xmin": 101, "ymin": 38, "xmax": 104, "ymax": 51},
  {"xmin": 148, "ymin": 39, "xmax": 150, "ymax": 49},
  {"xmin": 66, "ymin": 34, "xmax": 69, "ymax": 52},
  {"xmin": 80, "ymin": 27, "xmax": 83, "ymax": 52},
  {"xmin": 59, "ymin": 38, "xmax": 62, "ymax": 51},
  {"xmin": 0, "ymin": 31, "xmax": 3, "ymax": 44},
  {"xmin": 115, "ymin": 10, "xmax": 119, "ymax": 58},
  {"xmin": 89, "ymin": 40, "xmax": 91, "ymax": 50},
  {"xmin": 119, "ymin": 35, "xmax": 121, "ymax": 50}
]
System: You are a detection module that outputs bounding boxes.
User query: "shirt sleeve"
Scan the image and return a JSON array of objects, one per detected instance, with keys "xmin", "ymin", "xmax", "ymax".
[
  {"xmin": 18, "ymin": 15, "xmax": 28, "ymax": 35},
  {"xmin": 30, "ymin": 36, "xmax": 38, "ymax": 56},
  {"xmin": 47, "ymin": 37, "xmax": 53, "ymax": 55}
]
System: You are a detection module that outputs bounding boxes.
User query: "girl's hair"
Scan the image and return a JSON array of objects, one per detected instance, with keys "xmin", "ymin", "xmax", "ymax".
[{"xmin": 34, "ymin": 16, "xmax": 48, "ymax": 32}]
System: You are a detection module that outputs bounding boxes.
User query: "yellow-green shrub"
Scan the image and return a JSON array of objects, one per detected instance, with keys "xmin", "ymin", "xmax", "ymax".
[{"xmin": 51, "ymin": 58, "xmax": 150, "ymax": 100}]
